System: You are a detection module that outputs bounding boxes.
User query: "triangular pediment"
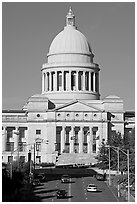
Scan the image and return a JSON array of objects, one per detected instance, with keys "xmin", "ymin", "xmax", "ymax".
[{"xmin": 55, "ymin": 100, "xmax": 102, "ymax": 112}]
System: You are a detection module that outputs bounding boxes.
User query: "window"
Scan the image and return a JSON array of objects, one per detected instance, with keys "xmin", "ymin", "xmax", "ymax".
[
  {"xmin": 36, "ymin": 156, "xmax": 41, "ymax": 164},
  {"xmin": 20, "ymin": 156, "xmax": 25, "ymax": 163},
  {"xmin": 18, "ymin": 142, "xmax": 26, "ymax": 152},
  {"xmin": 36, "ymin": 142, "xmax": 41, "ymax": 151},
  {"xmin": 6, "ymin": 142, "xmax": 14, "ymax": 151},
  {"xmin": 36, "ymin": 130, "xmax": 41, "ymax": 135},
  {"xmin": 7, "ymin": 129, "xmax": 13, "ymax": 140},
  {"xmin": 8, "ymin": 156, "xmax": 13, "ymax": 163}
]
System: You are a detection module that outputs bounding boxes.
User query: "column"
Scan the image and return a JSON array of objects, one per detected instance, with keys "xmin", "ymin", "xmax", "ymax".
[
  {"xmin": 76, "ymin": 71, "xmax": 79, "ymax": 91},
  {"xmin": 69, "ymin": 71, "xmax": 72, "ymax": 91},
  {"xmin": 61, "ymin": 126, "xmax": 65, "ymax": 153},
  {"xmin": 78, "ymin": 127, "xmax": 83, "ymax": 153},
  {"xmin": 89, "ymin": 72, "xmax": 91, "ymax": 91},
  {"xmin": 62, "ymin": 71, "xmax": 64, "ymax": 91},
  {"xmin": 69, "ymin": 126, "xmax": 74, "ymax": 153},
  {"xmin": 13, "ymin": 127, "xmax": 19, "ymax": 152},
  {"xmin": 47, "ymin": 72, "xmax": 49, "ymax": 91},
  {"xmin": 2, "ymin": 126, "xmax": 6, "ymax": 152},
  {"xmin": 83, "ymin": 71, "xmax": 86, "ymax": 91},
  {"xmin": 93, "ymin": 72, "xmax": 96, "ymax": 92},
  {"xmin": 49, "ymin": 72, "xmax": 52, "ymax": 91},
  {"xmin": 54, "ymin": 71, "xmax": 57, "ymax": 91},
  {"xmin": 89, "ymin": 127, "xmax": 93, "ymax": 153},
  {"xmin": 42, "ymin": 73, "xmax": 44, "ymax": 93}
]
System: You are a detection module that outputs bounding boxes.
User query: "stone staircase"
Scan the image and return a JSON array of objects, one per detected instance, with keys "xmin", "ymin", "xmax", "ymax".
[{"xmin": 56, "ymin": 153, "xmax": 97, "ymax": 166}]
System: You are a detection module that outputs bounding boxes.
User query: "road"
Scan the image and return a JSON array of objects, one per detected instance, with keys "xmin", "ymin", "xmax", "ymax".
[{"xmin": 33, "ymin": 176, "xmax": 118, "ymax": 202}]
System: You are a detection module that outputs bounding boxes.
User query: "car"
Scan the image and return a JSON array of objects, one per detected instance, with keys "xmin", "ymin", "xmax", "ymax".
[
  {"xmin": 87, "ymin": 184, "xmax": 97, "ymax": 192},
  {"xmin": 56, "ymin": 189, "xmax": 67, "ymax": 199},
  {"xmin": 96, "ymin": 173, "xmax": 105, "ymax": 181},
  {"xmin": 61, "ymin": 175, "xmax": 70, "ymax": 183}
]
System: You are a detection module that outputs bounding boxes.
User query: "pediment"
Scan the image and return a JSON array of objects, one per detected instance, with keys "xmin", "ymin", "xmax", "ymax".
[{"xmin": 55, "ymin": 100, "xmax": 102, "ymax": 112}]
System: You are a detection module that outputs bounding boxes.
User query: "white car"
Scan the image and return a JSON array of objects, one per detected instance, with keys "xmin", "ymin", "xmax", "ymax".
[{"xmin": 87, "ymin": 184, "xmax": 97, "ymax": 192}]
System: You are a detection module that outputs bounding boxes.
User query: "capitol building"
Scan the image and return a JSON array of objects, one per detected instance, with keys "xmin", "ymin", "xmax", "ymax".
[{"xmin": 2, "ymin": 8, "xmax": 135, "ymax": 165}]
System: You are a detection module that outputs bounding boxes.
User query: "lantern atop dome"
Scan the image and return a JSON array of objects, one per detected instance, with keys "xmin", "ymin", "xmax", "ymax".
[{"xmin": 66, "ymin": 7, "xmax": 75, "ymax": 27}]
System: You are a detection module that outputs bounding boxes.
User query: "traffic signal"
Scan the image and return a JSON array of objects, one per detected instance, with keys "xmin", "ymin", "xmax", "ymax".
[{"xmin": 28, "ymin": 150, "xmax": 31, "ymax": 162}]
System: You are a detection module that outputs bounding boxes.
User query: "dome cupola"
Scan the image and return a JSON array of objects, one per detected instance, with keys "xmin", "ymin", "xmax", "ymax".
[{"xmin": 41, "ymin": 8, "xmax": 100, "ymax": 102}]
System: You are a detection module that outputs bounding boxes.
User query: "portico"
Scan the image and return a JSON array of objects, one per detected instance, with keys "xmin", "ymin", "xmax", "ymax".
[{"xmin": 56, "ymin": 125, "xmax": 99, "ymax": 154}]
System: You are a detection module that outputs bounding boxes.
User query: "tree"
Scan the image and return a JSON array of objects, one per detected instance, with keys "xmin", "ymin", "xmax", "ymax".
[{"xmin": 96, "ymin": 132, "xmax": 124, "ymax": 171}]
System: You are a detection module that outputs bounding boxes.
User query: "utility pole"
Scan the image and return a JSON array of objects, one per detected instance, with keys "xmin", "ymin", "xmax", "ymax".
[
  {"xmin": 127, "ymin": 149, "xmax": 130, "ymax": 202},
  {"xmin": 117, "ymin": 147, "xmax": 120, "ymax": 197},
  {"xmin": 109, "ymin": 146, "xmax": 111, "ymax": 185},
  {"xmin": 34, "ymin": 143, "xmax": 35, "ymax": 173}
]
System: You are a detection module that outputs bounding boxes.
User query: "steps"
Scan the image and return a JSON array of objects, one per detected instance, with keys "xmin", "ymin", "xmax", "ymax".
[{"xmin": 56, "ymin": 153, "xmax": 97, "ymax": 166}]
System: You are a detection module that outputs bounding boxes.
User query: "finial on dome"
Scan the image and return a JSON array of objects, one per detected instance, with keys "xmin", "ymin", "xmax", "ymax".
[{"xmin": 66, "ymin": 7, "xmax": 75, "ymax": 27}]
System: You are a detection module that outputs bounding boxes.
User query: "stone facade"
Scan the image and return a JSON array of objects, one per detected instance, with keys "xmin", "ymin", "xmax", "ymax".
[{"xmin": 2, "ymin": 8, "xmax": 135, "ymax": 165}]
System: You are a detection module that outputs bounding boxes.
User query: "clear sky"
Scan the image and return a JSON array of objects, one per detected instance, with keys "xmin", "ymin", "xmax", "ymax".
[{"xmin": 2, "ymin": 2, "xmax": 135, "ymax": 111}]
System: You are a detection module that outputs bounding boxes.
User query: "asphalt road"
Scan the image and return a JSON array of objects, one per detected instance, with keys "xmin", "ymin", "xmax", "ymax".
[{"xmin": 33, "ymin": 176, "xmax": 119, "ymax": 202}]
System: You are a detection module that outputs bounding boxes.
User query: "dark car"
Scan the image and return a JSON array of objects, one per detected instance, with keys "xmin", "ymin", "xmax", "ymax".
[
  {"xmin": 61, "ymin": 175, "xmax": 70, "ymax": 183},
  {"xmin": 34, "ymin": 174, "xmax": 45, "ymax": 182},
  {"xmin": 96, "ymin": 174, "xmax": 105, "ymax": 181},
  {"xmin": 56, "ymin": 189, "xmax": 67, "ymax": 199}
]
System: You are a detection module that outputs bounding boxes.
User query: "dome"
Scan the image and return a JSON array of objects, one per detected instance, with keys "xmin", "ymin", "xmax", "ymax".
[{"xmin": 48, "ymin": 26, "xmax": 92, "ymax": 56}]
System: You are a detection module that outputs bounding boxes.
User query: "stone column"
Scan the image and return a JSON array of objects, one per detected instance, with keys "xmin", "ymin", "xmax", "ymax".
[
  {"xmin": 61, "ymin": 126, "xmax": 65, "ymax": 153},
  {"xmin": 93, "ymin": 72, "xmax": 96, "ymax": 92},
  {"xmin": 62, "ymin": 71, "xmax": 64, "ymax": 91},
  {"xmin": 69, "ymin": 71, "xmax": 72, "ymax": 91},
  {"xmin": 76, "ymin": 71, "xmax": 79, "ymax": 91},
  {"xmin": 83, "ymin": 71, "xmax": 86, "ymax": 91},
  {"xmin": 54, "ymin": 71, "xmax": 57, "ymax": 91},
  {"xmin": 2, "ymin": 126, "xmax": 6, "ymax": 152},
  {"xmin": 78, "ymin": 127, "xmax": 83, "ymax": 153},
  {"xmin": 42, "ymin": 73, "xmax": 44, "ymax": 93},
  {"xmin": 69, "ymin": 126, "xmax": 74, "ymax": 153},
  {"xmin": 13, "ymin": 127, "xmax": 19, "ymax": 152},
  {"xmin": 49, "ymin": 72, "xmax": 52, "ymax": 91},
  {"xmin": 45, "ymin": 72, "xmax": 47, "ymax": 91},
  {"xmin": 89, "ymin": 72, "xmax": 91, "ymax": 91},
  {"xmin": 89, "ymin": 127, "xmax": 93, "ymax": 153}
]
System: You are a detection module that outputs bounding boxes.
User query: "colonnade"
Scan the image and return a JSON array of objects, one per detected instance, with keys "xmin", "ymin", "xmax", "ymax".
[
  {"xmin": 56, "ymin": 126, "xmax": 98, "ymax": 154},
  {"xmin": 42, "ymin": 70, "xmax": 99, "ymax": 93}
]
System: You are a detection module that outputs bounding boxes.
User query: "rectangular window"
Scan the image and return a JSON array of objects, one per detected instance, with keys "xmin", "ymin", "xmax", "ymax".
[
  {"xmin": 20, "ymin": 156, "xmax": 25, "ymax": 163},
  {"xmin": 8, "ymin": 156, "xmax": 13, "ymax": 163},
  {"xmin": 36, "ymin": 130, "xmax": 41, "ymax": 135},
  {"xmin": 36, "ymin": 142, "xmax": 41, "ymax": 151},
  {"xmin": 36, "ymin": 156, "xmax": 41, "ymax": 164},
  {"xmin": 7, "ymin": 129, "xmax": 13, "ymax": 140},
  {"xmin": 18, "ymin": 142, "xmax": 26, "ymax": 152},
  {"xmin": 6, "ymin": 142, "xmax": 14, "ymax": 151}
]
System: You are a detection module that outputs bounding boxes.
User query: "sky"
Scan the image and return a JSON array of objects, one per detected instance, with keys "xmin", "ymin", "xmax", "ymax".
[{"xmin": 2, "ymin": 2, "xmax": 135, "ymax": 111}]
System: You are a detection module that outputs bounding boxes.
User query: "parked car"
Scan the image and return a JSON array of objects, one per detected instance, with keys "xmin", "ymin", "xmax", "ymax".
[
  {"xmin": 56, "ymin": 189, "xmax": 67, "ymax": 199},
  {"xmin": 87, "ymin": 184, "xmax": 97, "ymax": 192},
  {"xmin": 61, "ymin": 175, "xmax": 70, "ymax": 183}
]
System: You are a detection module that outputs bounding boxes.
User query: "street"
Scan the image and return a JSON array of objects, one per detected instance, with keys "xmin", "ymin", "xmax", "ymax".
[{"xmin": 32, "ymin": 176, "xmax": 118, "ymax": 202}]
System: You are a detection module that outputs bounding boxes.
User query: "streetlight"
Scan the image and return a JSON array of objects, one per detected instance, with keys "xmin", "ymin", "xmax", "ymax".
[
  {"xmin": 107, "ymin": 145, "xmax": 120, "ymax": 197},
  {"xmin": 119, "ymin": 149, "xmax": 130, "ymax": 202},
  {"xmin": 108, "ymin": 145, "xmax": 130, "ymax": 202}
]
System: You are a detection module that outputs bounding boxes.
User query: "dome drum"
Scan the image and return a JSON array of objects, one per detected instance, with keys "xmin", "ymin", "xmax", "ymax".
[{"xmin": 47, "ymin": 53, "xmax": 94, "ymax": 64}]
